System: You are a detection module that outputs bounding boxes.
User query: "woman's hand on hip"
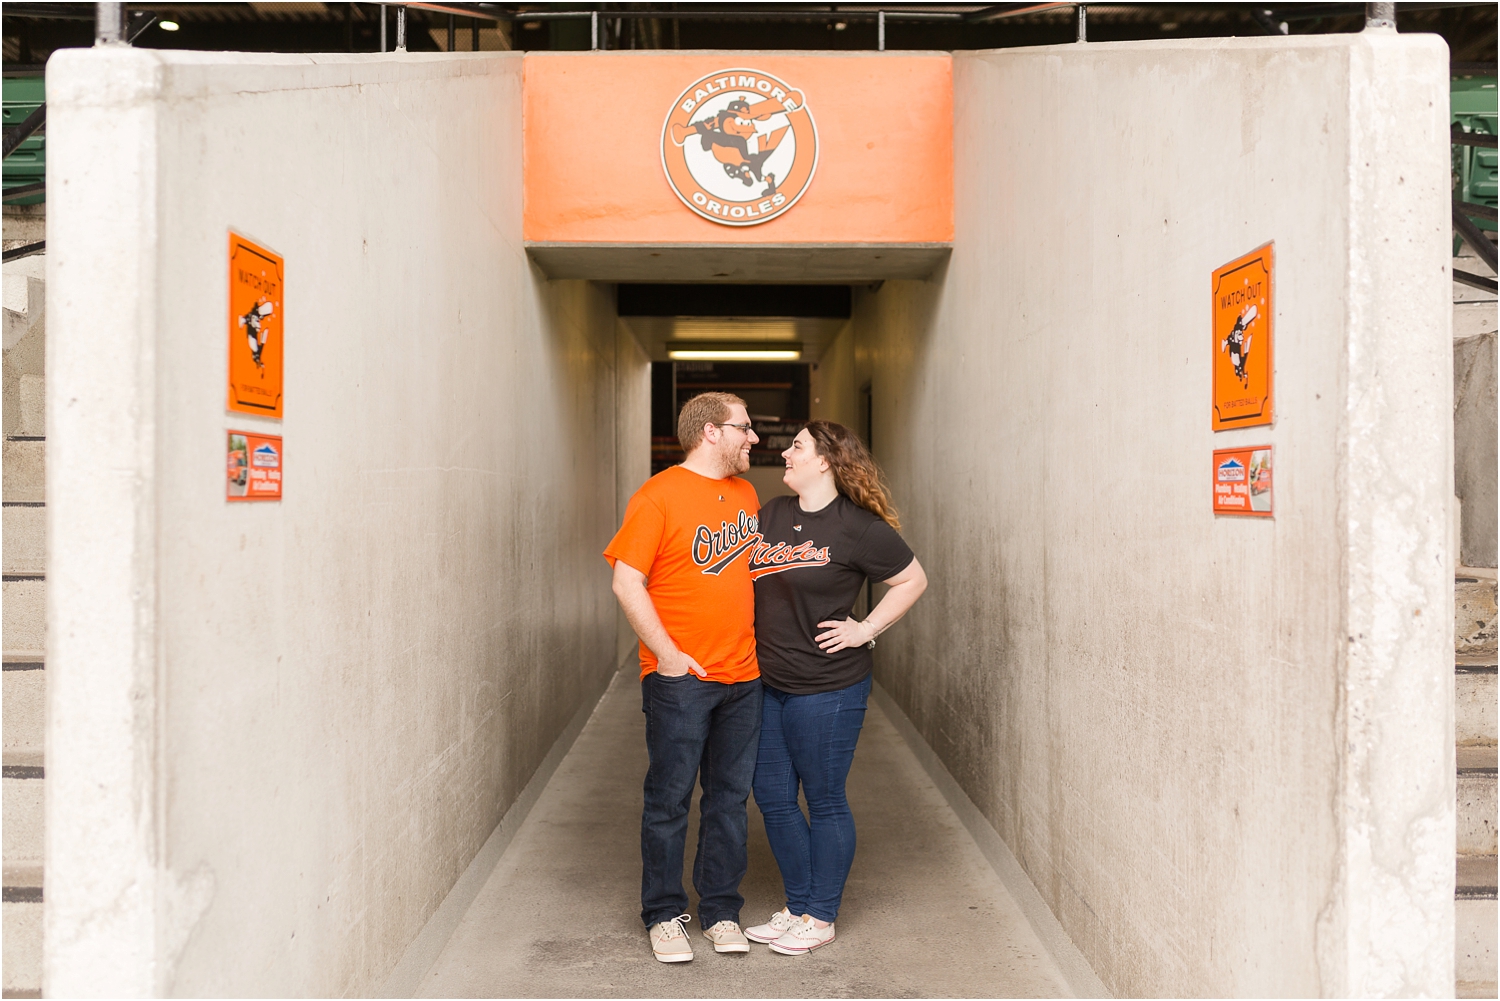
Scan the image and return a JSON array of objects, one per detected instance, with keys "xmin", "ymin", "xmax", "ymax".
[{"xmin": 816, "ymin": 617, "xmax": 874, "ymax": 654}]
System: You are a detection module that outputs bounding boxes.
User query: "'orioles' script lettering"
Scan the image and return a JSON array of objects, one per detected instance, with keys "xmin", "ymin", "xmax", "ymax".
[
  {"xmin": 693, "ymin": 511, "xmax": 763, "ymax": 575},
  {"xmin": 746, "ymin": 539, "xmax": 831, "ymax": 580}
]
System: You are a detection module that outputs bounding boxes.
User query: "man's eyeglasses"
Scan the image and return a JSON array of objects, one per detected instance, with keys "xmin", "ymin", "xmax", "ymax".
[{"xmin": 712, "ymin": 422, "xmax": 755, "ymax": 434}]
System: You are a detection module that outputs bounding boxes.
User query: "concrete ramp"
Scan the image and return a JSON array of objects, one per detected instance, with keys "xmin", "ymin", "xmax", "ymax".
[{"xmin": 411, "ymin": 668, "xmax": 1098, "ymax": 998}]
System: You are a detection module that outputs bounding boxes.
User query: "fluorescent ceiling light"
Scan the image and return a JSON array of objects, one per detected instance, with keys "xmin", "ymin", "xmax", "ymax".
[
  {"xmin": 669, "ymin": 349, "xmax": 802, "ymax": 361},
  {"xmin": 673, "ymin": 318, "xmax": 798, "ymax": 341},
  {"xmin": 159, "ymin": 19, "xmax": 180, "ymax": 30}
]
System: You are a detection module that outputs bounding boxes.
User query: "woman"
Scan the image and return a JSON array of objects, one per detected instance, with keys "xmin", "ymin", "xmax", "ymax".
[{"xmin": 744, "ymin": 420, "xmax": 927, "ymax": 956}]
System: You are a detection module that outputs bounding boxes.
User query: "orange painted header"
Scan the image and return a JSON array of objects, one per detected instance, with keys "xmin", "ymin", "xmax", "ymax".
[{"xmin": 523, "ymin": 52, "xmax": 953, "ymax": 245}]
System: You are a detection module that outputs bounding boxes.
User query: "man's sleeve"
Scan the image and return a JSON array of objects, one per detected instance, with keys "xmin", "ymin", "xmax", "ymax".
[{"xmin": 604, "ymin": 490, "xmax": 666, "ymax": 576}]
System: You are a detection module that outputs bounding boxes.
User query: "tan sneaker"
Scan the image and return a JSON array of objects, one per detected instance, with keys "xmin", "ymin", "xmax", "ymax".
[
  {"xmin": 649, "ymin": 914, "xmax": 694, "ymax": 963},
  {"xmin": 702, "ymin": 919, "xmax": 750, "ymax": 954},
  {"xmin": 769, "ymin": 914, "xmax": 836, "ymax": 956},
  {"xmin": 745, "ymin": 907, "xmax": 797, "ymax": 944}
]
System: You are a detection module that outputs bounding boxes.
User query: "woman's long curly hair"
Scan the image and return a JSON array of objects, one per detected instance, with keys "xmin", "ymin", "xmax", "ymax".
[{"xmin": 803, "ymin": 419, "xmax": 900, "ymax": 531}]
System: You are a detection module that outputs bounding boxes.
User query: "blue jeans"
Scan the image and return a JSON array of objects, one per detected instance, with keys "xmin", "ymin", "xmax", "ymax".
[
  {"xmin": 752, "ymin": 674, "xmax": 871, "ymax": 924},
  {"xmin": 640, "ymin": 672, "xmax": 763, "ymax": 929}
]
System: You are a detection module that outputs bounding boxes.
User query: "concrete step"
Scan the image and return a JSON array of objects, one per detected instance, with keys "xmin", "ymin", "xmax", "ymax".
[
  {"xmin": 2, "ymin": 665, "xmax": 46, "ymax": 1000},
  {"xmin": 2, "ymin": 861, "xmax": 42, "ymax": 891},
  {"xmin": 13, "ymin": 374, "xmax": 43, "ymax": 438},
  {"xmin": 1456, "ymin": 854, "xmax": 1497, "ymax": 995},
  {"xmin": 1457, "ymin": 574, "xmax": 1498, "ymax": 661},
  {"xmin": 1459, "ymin": 664, "xmax": 1499, "ymax": 746},
  {"xmin": 1461, "ymin": 854, "xmax": 1499, "ymax": 898},
  {"xmin": 1, "ymin": 578, "xmax": 44, "ymax": 654},
  {"xmin": 1456, "ymin": 300, "xmax": 1500, "ymax": 340},
  {"xmin": 2, "ymin": 252, "xmax": 46, "ymax": 448},
  {"xmin": 2, "ymin": 503, "xmax": 44, "ymax": 575},
  {"xmin": 1458, "ymin": 673, "xmax": 1500, "ymax": 766},
  {"xmin": 2, "ymin": 666, "xmax": 43, "ymax": 758},
  {"xmin": 1, "ymin": 437, "xmax": 44, "ymax": 503},
  {"xmin": 2, "ymin": 760, "xmax": 45, "ymax": 999},
  {"xmin": 1459, "ymin": 745, "xmax": 1498, "ymax": 857},
  {"xmin": 0, "ymin": 253, "xmax": 44, "ymax": 317},
  {"xmin": 2, "ymin": 770, "xmax": 43, "ymax": 866},
  {"xmin": 2, "ymin": 898, "xmax": 42, "ymax": 999}
]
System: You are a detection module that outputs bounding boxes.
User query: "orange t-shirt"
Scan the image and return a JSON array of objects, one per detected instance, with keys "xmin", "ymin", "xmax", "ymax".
[{"xmin": 604, "ymin": 466, "xmax": 761, "ymax": 684}]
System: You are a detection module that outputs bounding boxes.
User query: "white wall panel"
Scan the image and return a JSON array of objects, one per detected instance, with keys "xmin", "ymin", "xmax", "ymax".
[
  {"xmin": 46, "ymin": 49, "xmax": 619, "ymax": 997},
  {"xmin": 858, "ymin": 33, "xmax": 1453, "ymax": 998}
]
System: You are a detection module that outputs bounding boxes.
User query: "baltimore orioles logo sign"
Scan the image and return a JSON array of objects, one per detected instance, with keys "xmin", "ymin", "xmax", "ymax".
[{"xmin": 661, "ymin": 68, "xmax": 818, "ymax": 226}]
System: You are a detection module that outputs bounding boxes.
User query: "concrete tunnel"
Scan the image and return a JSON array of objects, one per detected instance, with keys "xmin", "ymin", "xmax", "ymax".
[{"xmin": 26, "ymin": 27, "xmax": 1468, "ymax": 999}]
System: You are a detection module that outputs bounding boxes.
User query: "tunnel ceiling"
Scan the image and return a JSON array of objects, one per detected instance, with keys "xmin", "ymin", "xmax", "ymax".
[
  {"xmin": 619, "ymin": 315, "xmax": 850, "ymax": 364},
  {"xmin": 619, "ymin": 284, "xmax": 853, "ymax": 364},
  {"xmin": 619, "ymin": 284, "xmax": 851, "ymax": 318}
]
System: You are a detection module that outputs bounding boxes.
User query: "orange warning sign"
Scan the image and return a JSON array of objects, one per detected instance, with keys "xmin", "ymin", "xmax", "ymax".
[
  {"xmin": 227, "ymin": 232, "xmax": 284, "ymax": 418},
  {"xmin": 227, "ymin": 430, "xmax": 283, "ymax": 502},
  {"xmin": 1213, "ymin": 446, "xmax": 1272, "ymax": 517},
  {"xmin": 1211, "ymin": 244, "xmax": 1273, "ymax": 431}
]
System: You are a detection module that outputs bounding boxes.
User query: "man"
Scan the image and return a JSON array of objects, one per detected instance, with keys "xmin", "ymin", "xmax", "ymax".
[{"xmin": 604, "ymin": 392, "xmax": 764, "ymax": 963}]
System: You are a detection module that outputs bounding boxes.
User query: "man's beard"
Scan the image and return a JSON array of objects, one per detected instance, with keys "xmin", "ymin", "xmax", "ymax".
[{"xmin": 717, "ymin": 439, "xmax": 751, "ymax": 477}]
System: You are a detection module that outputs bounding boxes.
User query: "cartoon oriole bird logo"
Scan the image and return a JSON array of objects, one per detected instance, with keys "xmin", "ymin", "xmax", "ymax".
[
  {"xmin": 661, "ymin": 69, "xmax": 818, "ymax": 227},
  {"xmin": 239, "ymin": 299, "xmax": 275, "ymax": 373},
  {"xmin": 1221, "ymin": 304, "xmax": 1257, "ymax": 387}
]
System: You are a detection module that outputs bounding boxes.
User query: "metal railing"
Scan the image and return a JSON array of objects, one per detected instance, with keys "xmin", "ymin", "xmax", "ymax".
[
  {"xmin": 1454, "ymin": 205, "xmax": 1498, "ymax": 293},
  {"xmin": 1, "ymin": 69, "xmax": 47, "ymax": 259},
  {"xmin": 397, "ymin": 2, "xmax": 1089, "ymax": 50},
  {"xmin": 2, "ymin": 104, "xmax": 44, "ymax": 161},
  {"xmin": 1451, "ymin": 128, "xmax": 1498, "ymax": 292},
  {"xmin": 22, "ymin": 2, "xmax": 1488, "ymax": 55}
]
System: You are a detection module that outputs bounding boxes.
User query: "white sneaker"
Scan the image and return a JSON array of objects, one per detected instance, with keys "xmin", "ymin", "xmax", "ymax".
[
  {"xmin": 744, "ymin": 907, "xmax": 797, "ymax": 944},
  {"xmin": 649, "ymin": 914, "xmax": 694, "ymax": 963},
  {"xmin": 768, "ymin": 914, "xmax": 836, "ymax": 956},
  {"xmin": 702, "ymin": 919, "xmax": 750, "ymax": 953}
]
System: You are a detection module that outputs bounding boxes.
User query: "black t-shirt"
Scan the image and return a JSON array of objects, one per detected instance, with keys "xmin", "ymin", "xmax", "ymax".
[{"xmin": 752, "ymin": 494, "xmax": 915, "ymax": 694}]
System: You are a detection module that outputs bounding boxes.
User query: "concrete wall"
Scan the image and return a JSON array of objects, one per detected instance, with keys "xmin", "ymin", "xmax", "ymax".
[
  {"xmin": 1454, "ymin": 328, "xmax": 1496, "ymax": 567},
  {"xmin": 46, "ymin": 49, "xmax": 621, "ymax": 996},
  {"xmin": 810, "ymin": 319, "xmax": 859, "ymax": 430},
  {"xmin": 856, "ymin": 34, "xmax": 1454, "ymax": 997},
  {"xmin": 614, "ymin": 320, "xmax": 651, "ymax": 666},
  {"xmin": 2, "ymin": 254, "xmax": 45, "ymax": 437}
]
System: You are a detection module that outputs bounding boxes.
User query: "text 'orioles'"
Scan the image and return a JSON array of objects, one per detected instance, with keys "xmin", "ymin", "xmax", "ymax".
[
  {"xmin": 693, "ymin": 511, "xmax": 761, "ymax": 575},
  {"xmin": 692, "ymin": 512, "xmax": 832, "ymax": 578}
]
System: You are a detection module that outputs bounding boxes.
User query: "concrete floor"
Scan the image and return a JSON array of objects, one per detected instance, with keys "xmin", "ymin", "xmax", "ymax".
[{"xmin": 417, "ymin": 669, "xmax": 1078, "ymax": 998}]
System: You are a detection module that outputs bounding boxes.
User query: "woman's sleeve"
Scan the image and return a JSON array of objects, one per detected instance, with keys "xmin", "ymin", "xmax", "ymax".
[{"xmin": 851, "ymin": 518, "xmax": 915, "ymax": 582}]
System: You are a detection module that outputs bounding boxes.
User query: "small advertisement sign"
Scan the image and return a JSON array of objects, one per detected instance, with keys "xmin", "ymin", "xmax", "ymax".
[
  {"xmin": 227, "ymin": 232, "xmax": 284, "ymax": 419},
  {"xmin": 227, "ymin": 430, "xmax": 283, "ymax": 502},
  {"xmin": 1213, "ymin": 446, "xmax": 1272, "ymax": 517},
  {"xmin": 1211, "ymin": 244, "xmax": 1273, "ymax": 431}
]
